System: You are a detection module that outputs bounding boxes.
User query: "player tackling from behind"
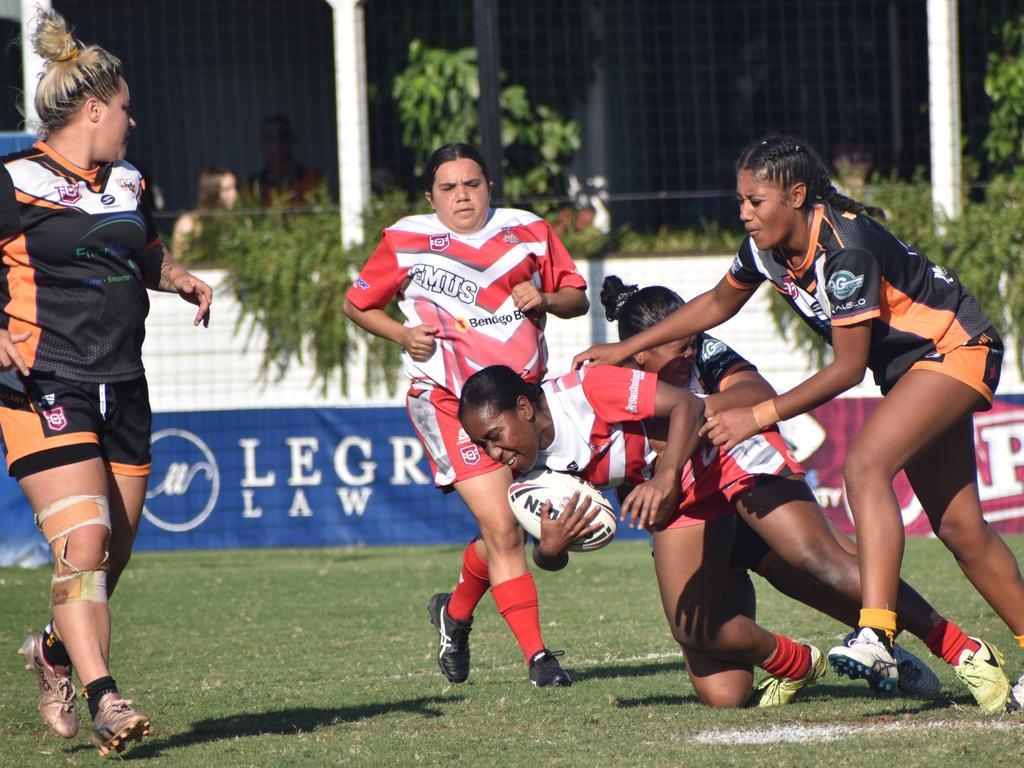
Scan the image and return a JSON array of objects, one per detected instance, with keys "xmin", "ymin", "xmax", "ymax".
[
  {"xmin": 2, "ymin": 9, "xmax": 212, "ymax": 756},
  {"xmin": 573, "ymin": 135, "xmax": 1024, "ymax": 712},
  {"xmin": 343, "ymin": 143, "xmax": 588, "ymax": 687}
]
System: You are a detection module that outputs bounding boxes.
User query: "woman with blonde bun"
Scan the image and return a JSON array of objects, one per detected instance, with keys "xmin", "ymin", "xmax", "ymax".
[{"xmin": 3, "ymin": 9, "xmax": 212, "ymax": 756}]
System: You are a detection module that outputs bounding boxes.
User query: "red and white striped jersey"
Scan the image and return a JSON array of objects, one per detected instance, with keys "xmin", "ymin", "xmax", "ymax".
[
  {"xmin": 538, "ymin": 366, "xmax": 658, "ymax": 489},
  {"xmin": 346, "ymin": 208, "xmax": 586, "ymax": 395}
]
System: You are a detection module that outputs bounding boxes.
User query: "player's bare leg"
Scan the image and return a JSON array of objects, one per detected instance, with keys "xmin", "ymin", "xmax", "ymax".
[{"xmin": 19, "ymin": 460, "xmax": 150, "ymax": 753}]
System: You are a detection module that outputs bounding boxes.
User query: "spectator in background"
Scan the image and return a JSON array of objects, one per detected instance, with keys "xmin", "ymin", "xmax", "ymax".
[
  {"xmin": 172, "ymin": 164, "xmax": 239, "ymax": 257},
  {"xmin": 248, "ymin": 114, "xmax": 323, "ymax": 207}
]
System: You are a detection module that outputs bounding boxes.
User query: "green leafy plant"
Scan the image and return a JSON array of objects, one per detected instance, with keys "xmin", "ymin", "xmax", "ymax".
[
  {"xmin": 183, "ymin": 188, "xmax": 427, "ymax": 396},
  {"xmin": 392, "ymin": 40, "xmax": 581, "ymax": 212},
  {"xmin": 984, "ymin": 16, "xmax": 1024, "ymax": 173}
]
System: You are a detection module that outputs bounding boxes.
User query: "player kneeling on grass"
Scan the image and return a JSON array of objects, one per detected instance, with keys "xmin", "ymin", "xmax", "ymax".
[
  {"xmin": 589, "ymin": 276, "xmax": 1010, "ymax": 709},
  {"xmin": 574, "ymin": 137, "xmax": 1024, "ymax": 713},
  {"xmin": 459, "ymin": 363, "xmax": 829, "ymax": 707}
]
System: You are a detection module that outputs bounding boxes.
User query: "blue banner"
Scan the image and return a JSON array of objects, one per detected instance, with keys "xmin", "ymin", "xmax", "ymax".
[{"xmin": 0, "ymin": 406, "xmax": 641, "ymax": 561}]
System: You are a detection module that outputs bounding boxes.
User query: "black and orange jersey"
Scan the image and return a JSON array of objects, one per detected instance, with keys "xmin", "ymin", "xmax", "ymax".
[
  {"xmin": 726, "ymin": 201, "xmax": 992, "ymax": 390},
  {"xmin": 0, "ymin": 141, "xmax": 159, "ymax": 382}
]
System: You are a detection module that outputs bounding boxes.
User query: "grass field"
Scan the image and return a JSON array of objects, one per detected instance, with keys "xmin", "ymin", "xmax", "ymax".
[{"xmin": 2, "ymin": 536, "xmax": 1023, "ymax": 767}]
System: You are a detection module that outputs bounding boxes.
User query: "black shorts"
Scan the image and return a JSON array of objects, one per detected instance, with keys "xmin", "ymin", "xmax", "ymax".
[{"xmin": 0, "ymin": 370, "xmax": 152, "ymax": 480}]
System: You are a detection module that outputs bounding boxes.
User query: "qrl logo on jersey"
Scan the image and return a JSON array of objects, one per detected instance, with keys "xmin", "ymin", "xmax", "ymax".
[
  {"xmin": 117, "ymin": 178, "xmax": 137, "ymax": 194},
  {"xmin": 429, "ymin": 233, "xmax": 451, "ymax": 252},
  {"xmin": 460, "ymin": 444, "xmax": 482, "ymax": 466},
  {"xmin": 55, "ymin": 184, "xmax": 81, "ymax": 204},
  {"xmin": 42, "ymin": 407, "xmax": 68, "ymax": 432}
]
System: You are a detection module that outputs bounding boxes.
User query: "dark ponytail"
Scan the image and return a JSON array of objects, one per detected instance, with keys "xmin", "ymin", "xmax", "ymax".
[
  {"xmin": 735, "ymin": 135, "xmax": 884, "ymax": 219},
  {"xmin": 600, "ymin": 275, "xmax": 685, "ymax": 341}
]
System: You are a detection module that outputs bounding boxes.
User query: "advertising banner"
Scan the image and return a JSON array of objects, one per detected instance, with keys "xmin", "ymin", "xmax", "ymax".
[{"xmin": 3, "ymin": 398, "xmax": 1024, "ymax": 563}]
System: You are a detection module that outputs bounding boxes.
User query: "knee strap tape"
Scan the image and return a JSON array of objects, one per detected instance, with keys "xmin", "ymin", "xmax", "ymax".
[{"xmin": 35, "ymin": 495, "xmax": 111, "ymax": 605}]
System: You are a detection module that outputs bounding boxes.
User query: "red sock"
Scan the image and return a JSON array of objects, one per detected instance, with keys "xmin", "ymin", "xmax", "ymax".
[
  {"xmin": 447, "ymin": 539, "xmax": 490, "ymax": 622},
  {"xmin": 923, "ymin": 620, "xmax": 980, "ymax": 666},
  {"xmin": 760, "ymin": 634, "xmax": 811, "ymax": 680},
  {"xmin": 491, "ymin": 573, "xmax": 544, "ymax": 663}
]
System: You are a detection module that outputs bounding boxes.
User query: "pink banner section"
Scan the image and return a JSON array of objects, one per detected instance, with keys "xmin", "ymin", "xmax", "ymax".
[{"xmin": 793, "ymin": 398, "xmax": 1024, "ymax": 536}]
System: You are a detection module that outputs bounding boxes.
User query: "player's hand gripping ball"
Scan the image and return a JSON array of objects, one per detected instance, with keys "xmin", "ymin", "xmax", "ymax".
[{"xmin": 507, "ymin": 469, "xmax": 617, "ymax": 551}]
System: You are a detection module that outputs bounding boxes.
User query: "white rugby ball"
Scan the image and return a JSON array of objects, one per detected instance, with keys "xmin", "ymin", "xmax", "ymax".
[{"xmin": 507, "ymin": 469, "xmax": 617, "ymax": 552}]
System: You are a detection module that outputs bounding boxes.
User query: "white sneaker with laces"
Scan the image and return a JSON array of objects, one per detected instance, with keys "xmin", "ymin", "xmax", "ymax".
[{"xmin": 828, "ymin": 627, "xmax": 898, "ymax": 692}]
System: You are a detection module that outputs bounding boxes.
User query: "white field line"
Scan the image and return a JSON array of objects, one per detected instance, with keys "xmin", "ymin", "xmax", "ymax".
[{"xmin": 689, "ymin": 719, "xmax": 1023, "ymax": 744}]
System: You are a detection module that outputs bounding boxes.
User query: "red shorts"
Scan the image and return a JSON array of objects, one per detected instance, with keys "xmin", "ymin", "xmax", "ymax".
[
  {"xmin": 655, "ymin": 427, "xmax": 802, "ymax": 530},
  {"xmin": 406, "ymin": 382, "xmax": 504, "ymax": 489}
]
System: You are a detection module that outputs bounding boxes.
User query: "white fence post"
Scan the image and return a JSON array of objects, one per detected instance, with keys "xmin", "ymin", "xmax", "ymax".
[
  {"xmin": 927, "ymin": 0, "xmax": 962, "ymax": 225},
  {"xmin": 326, "ymin": 0, "xmax": 371, "ymax": 247}
]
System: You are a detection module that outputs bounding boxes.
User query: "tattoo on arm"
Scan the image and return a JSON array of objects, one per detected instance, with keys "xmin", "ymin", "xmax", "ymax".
[{"xmin": 159, "ymin": 257, "xmax": 175, "ymax": 291}]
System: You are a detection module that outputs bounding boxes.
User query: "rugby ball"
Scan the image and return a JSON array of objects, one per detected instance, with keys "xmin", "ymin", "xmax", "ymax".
[{"xmin": 507, "ymin": 469, "xmax": 617, "ymax": 552}]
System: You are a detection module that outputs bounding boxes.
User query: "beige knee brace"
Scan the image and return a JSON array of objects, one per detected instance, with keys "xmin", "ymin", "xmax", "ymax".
[{"xmin": 35, "ymin": 495, "xmax": 111, "ymax": 606}]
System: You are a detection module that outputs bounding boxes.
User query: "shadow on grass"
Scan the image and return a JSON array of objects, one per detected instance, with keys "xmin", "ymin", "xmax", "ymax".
[
  {"xmin": 615, "ymin": 682, "xmax": 964, "ymax": 714},
  {"xmin": 615, "ymin": 694, "xmax": 698, "ymax": 707},
  {"xmin": 569, "ymin": 659, "xmax": 683, "ymax": 681},
  {"xmin": 112, "ymin": 694, "xmax": 462, "ymax": 759},
  {"xmin": 812, "ymin": 682, "xmax": 977, "ymax": 714}
]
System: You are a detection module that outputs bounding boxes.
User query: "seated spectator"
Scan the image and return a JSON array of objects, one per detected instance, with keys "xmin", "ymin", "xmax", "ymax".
[
  {"xmin": 171, "ymin": 165, "xmax": 238, "ymax": 257},
  {"xmin": 248, "ymin": 114, "xmax": 324, "ymax": 207}
]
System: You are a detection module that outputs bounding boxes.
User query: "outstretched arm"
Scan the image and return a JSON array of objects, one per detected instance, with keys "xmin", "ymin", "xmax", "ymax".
[
  {"xmin": 702, "ymin": 321, "xmax": 871, "ymax": 450},
  {"xmin": 572, "ymin": 277, "xmax": 753, "ymax": 369}
]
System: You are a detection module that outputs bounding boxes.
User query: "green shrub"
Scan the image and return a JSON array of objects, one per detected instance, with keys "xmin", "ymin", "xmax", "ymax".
[
  {"xmin": 184, "ymin": 188, "xmax": 426, "ymax": 396},
  {"xmin": 392, "ymin": 40, "xmax": 581, "ymax": 213}
]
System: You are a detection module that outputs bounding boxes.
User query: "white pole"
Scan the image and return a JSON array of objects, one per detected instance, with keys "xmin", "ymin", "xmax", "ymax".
[
  {"xmin": 326, "ymin": 0, "xmax": 371, "ymax": 248},
  {"xmin": 927, "ymin": 0, "xmax": 962, "ymax": 223},
  {"xmin": 20, "ymin": 0, "xmax": 51, "ymax": 133}
]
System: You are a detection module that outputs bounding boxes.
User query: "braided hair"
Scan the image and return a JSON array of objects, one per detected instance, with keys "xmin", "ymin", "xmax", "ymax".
[
  {"xmin": 600, "ymin": 275, "xmax": 685, "ymax": 341},
  {"xmin": 736, "ymin": 135, "xmax": 884, "ymax": 219}
]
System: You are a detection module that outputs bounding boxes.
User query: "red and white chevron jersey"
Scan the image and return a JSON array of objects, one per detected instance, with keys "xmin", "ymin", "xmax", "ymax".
[
  {"xmin": 665, "ymin": 334, "xmax": 797, "ymax": 497},
  {"xmin": 346, "ymin": 208, "xmax": 586, "ymax": 395},
  {"xmin": 539, "ymin": 346, "xmax": 799, "ymax": 523},
  {"xmin": 538, "ymin": 366, "xmax": 658, "ymax": 489},
  {"xmin": 0, "ymin": 141, "xmax": 159, "ymax": 382},
  {"xmin": 726, "ymin": 201, "xmax": 993, "ymax": 391}
]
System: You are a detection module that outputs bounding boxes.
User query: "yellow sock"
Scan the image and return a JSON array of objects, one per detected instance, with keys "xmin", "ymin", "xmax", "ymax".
[{"xmin": 860, "ymin": 608, "xmax": 897, "ymax": 643}]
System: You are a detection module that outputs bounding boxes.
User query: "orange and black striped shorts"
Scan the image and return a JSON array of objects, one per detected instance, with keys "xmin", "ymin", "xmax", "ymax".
[{"xmin": 0, "ymin": 370, "xmax": 152, "ymax": 479}]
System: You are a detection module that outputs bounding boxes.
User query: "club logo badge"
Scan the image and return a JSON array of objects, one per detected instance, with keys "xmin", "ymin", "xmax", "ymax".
[
  {"xmin": 429, "ymin": 233, "xmax": 451, "ymax": 252},
  {"xmin": 42, "ymin": 406, "xmax": 68, "ymax": 431}
]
